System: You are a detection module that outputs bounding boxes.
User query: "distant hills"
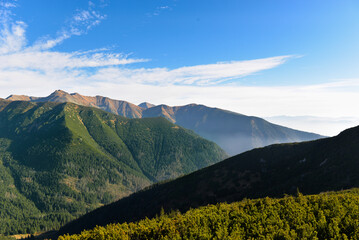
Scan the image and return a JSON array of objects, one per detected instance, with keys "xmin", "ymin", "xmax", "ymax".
[
  {"xmin": 7, "ymin": 90, "xmax": 324, "ymax": 155},
  {"xmin": 0, "ymin": 100, "xmax": 226, "ymax": 235},
  {"xmin": 58, "ymin": 125, "xmax": 359, "ymax": 236}
]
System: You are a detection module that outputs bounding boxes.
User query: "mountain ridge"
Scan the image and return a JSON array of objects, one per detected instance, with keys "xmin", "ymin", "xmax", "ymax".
[
  {"xmin": 7, "ymin": 90, "xmax": 143, "ymax": 118},
  {"xmin": 6, "ymin": 90, "xmax": 324, "ymax": 155}
]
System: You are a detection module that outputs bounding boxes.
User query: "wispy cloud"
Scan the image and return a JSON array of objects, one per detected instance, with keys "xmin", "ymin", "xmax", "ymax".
[
  {"xmin": 0, "ymin": 0, "xmax": 25, "ymax": 54},
  {"xmin": 0, "ymin": 20, "xmax": 26, "ymax": 54},
  {"xmin": 0, "ymin": 0, "xmax": 16, "ymax": 9},
  {"xmin": 88, "ymin": 55, "xmax": 293, "ymax": 86},
  {"xmin": 31, "ymin": 1, "xmax": 107, "ymax": 51},
  {"xmin": 0, "ymin": 1, "xmax": 146, "ymax": 72},
  {"xmin": 147, "ymin": 0, "xmax": 174, "ymax": 17},
  {"xmin": 152, "ymin": 5, "xmax": 171, "ymax": 16}
]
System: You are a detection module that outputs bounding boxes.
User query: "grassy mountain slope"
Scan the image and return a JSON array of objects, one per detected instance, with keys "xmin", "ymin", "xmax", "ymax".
[
  {"xmin": 6, "ymin": 91, "xmax": 324, "ymax": 155},
  {"xmin": 59, "ymin": 125, "xmax": 359, "ymax": 235},
  {"xmin": 59, "ymin": 188, "xmax": 359, "ymax": 240},
  {"xmin": 0, "ymin": 100, "xmax": 226, "ymax": 235}
]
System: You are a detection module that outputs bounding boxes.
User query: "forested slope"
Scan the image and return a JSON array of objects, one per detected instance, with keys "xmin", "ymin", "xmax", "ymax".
[{"xmin": 0, "ymin": 100, "xmax": 226, "ymax": 234}]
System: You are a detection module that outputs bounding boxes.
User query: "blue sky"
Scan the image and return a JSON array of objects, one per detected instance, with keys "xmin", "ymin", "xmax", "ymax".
[{"xmin": 1, "ymin": 0, "xmax": 359, "ymax": 135}]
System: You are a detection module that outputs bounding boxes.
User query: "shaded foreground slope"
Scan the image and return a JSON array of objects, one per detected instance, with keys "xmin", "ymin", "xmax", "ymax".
[
  {"xmin": 7, "ymin": 90, "xmax": 324, "ymax": 155},
  {"xmin": 0, "ymin": 100, "xmax": 226, "ymax": 234},
  {"xmin": 59, "ymin": 125, "xmax": 359, "ymax": 235},
  {"xmin": 60, "ymin": 188, "xmax": 359, "ymax": 239}
]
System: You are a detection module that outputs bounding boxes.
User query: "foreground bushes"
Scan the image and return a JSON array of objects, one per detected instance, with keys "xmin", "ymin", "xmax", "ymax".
[{"xmin": 59, "ymin": 188, "xmax": 359, "ymax": 239}]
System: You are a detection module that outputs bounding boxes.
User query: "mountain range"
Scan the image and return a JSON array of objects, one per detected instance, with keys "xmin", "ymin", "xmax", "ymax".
[
  {"xmin": 58, "ymin": 124, "xmax": 359, "ymax": 236},
  {"xmin": 0, "ymin": 99, "xmax": 226, "ymax": 235},
  {"xmin": 7, "ymin": 90, "xmax": 324, "ymax": 155}
]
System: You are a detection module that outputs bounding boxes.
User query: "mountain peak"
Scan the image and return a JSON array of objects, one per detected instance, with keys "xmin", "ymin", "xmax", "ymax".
[
  {"xmin": 185, "ymin": 103, "xmax": 199, "ymax": 107},
  {"xmin": 139, "ymin": 102, "xmax": 156, "ymax": 109},
  {"xmin": 51, "ymin": 89, "xmax": 70, "ymax": 96}
]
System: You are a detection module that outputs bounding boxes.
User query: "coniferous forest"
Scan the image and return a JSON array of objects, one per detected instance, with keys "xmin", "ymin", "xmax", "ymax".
[{"xmin": 59, "ymin": 189, "xmax": 359, "ymax": 240}]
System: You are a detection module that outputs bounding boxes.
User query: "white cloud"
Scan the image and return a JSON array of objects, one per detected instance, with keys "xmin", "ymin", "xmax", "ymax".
[
  {"xmin": 0, "ymin": 51, "xmax": 147, "ymax": 71},
  {"xmin": 30, "ymin": 2, "xmax": 106, "ymax": 51},
  {"xmin": 0, "ymin": 0, "xmax": 25, "ymax": 54},
  {"xmin": 0, "ymin": 1, "xmax": 146, "ymax": 72},
  {"xmin": 0, "ymin": 2, "xmax": 15, "ymax": 8},
  {"xmin": 86, "ymin": 55, "xmax": 293, "ymax": 85},
  {"xmin": 148, "ymin": 2, "xmax": 173, "ymax": 17},
  {"xmin": 0, "ymin": 0, "xmax": 17, "ymax": 9},
  {"xmin": 0, "ymin": 20, "xmax": 26, "ymax": 54}
]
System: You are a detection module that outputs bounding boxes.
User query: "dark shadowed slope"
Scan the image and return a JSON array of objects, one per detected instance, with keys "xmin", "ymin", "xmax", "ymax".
[
  {"xmin": 59, "ymin": 125, "xmax": 359, "ymax": 236},
  {"xmin": 7, "ymin": 91, "xmax": 324, "ymax": 155},
  {"xmin": 0, "ymin": 100, "xmax": 226, "ymax": 235}
]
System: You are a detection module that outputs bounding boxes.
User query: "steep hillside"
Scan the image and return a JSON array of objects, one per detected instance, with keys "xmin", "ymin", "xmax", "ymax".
[
  {"xmin": 59, "ymin": 125, "xmax": 359, "ymax": 235},
  {"xmin": 0, "ymin": 100, "xmax": 226, "ymax": 235},
  {"xmin": 7, "ymin": 91, "xmax": 324, "ymax": 155}
]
